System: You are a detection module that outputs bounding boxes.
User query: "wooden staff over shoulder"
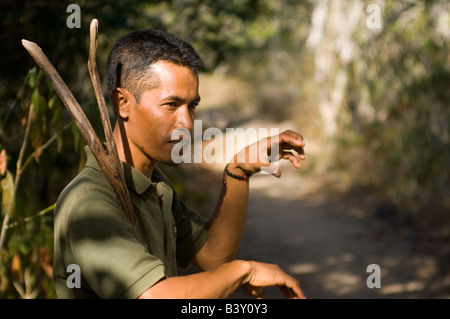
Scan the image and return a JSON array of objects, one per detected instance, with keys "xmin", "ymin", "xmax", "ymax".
[{"xmin": 22, "ymin": 19, "xmax": 148, "ymax": 250}]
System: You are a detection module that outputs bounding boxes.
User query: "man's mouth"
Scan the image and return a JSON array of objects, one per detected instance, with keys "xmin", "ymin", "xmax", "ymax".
[
  {"xmin": 168, "ymin": 139, "xmax": 189, "ymax": 148},
  {"xmin": 169, "ymin": 129, "xmax": 191, "ymax": 153}
]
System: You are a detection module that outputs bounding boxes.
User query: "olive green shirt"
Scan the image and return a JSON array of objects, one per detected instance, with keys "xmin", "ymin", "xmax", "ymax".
[{"xmin": 53, "ymin": 146, "xmax": 208, "ymax": 299}]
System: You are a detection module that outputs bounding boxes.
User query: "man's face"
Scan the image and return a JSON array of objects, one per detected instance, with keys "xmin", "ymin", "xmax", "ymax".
[{"xmin": 124, "ymin": 60, "xmax": 200, "ymax": 166}]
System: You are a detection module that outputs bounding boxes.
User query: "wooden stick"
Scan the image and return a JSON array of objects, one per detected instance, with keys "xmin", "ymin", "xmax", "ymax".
[
  {"xmin": 86, "ymin": 19, "xmax": 147, "ymax": 247},
  {"xmin": 21, "ymin": 20, "xmax": 148, "ymax": 249},
  {"xmin": 87, "ymin": 20, "xmax": 117, "ymax": 155}
]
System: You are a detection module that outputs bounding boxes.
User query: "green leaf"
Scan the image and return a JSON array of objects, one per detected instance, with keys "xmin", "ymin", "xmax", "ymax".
[
  {"xmin": 1, "ymin": 170, "xmax": 15, "ymax": 218},
  {"xmin": 48, "ymin": 95, "xmax": 62, "ymax": 131},
  {"xmin": 49, "ymin": 95, "xmax": 63, "ymax": 152},
  {"xmin": 27, "ymin": 68, "xmax": 37, "ymax": 91},
  {"xmin": 50, "ymin": 96, "xmax": 63, "ymax": 153},
  {"xmin": 30, "ymin": 90, "xmax": 48, "ymax": 158},
  {"xmin": 31, "ymin": 90, "xmax": 47, "ymax": 116},
  {"xmin": 70, "ymin": 121, "xmax": 84, "ymax": 152}
]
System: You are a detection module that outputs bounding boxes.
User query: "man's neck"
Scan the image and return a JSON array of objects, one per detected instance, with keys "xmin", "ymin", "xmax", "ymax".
[{"xmin": 113, "ymin": 120, "xmax": 155, "ymax": 181}]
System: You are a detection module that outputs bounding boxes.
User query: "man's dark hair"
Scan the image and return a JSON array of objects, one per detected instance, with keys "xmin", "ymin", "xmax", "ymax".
[{"xmin": 106, "ymin": 29, "xmax": 202, "ymax": 102}]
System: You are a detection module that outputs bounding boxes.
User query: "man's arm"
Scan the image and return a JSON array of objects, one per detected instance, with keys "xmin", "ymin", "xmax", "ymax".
[
  {"xmin": 139, "ymin": 130, "xmax": 306, "ymax": 299},
  {"xmin": 138, "ymin": 259, "xmax": 305, "ymax": 299},
  {"xmin": 191, "ymin": 130, "xmax": 306, "ymax": 270}
]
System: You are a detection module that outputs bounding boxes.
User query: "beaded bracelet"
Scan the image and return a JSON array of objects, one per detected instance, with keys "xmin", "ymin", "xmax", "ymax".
[{"xmin": 222, "ymin": 164, "xmax": 251, "ymax": 185}]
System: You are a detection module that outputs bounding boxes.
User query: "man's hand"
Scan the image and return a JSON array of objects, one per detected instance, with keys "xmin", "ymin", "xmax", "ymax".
[
  {"xmin": 231, "ymin": 130, "xmax": 306, "ymax": 177},
  {"xmin": 242, "ymin": 261, "xmax": 306, "ymax": 299},
  {"xmin": 138, "ymin": 259, "xmax": 305, "ymax": 299}
]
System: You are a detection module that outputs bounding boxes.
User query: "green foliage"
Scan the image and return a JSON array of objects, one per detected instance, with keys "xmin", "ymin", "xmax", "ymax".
[
  {"xmin": 335, "ymin": 1, "xmax": 450, "ymax": 225},
  {"xmin": 1, "ymin": 0, "xmax": 303, "ymax": 298},
  {"xmin": 1, "ymin": 171, "xmax": 14, "ymax": 219},
  {"xmin": 0, "ymin": 0, "xmax": 448, "ymax": 299},
  {"xmin": 0, "ymin": 65, "xmax": 77, "ymax": 298}
]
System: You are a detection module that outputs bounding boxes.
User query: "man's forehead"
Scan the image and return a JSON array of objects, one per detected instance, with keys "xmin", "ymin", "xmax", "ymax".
[
  {"xmin": 140, "ymin": 61, "xmax": 200, "ymax": 100},
  {"xmin": 149, "ymin": 60, "xmax": 197, "ymax": 78},
  {"xmin": 148, "ymin": 61, "xmax": 165, "ymax": 75}
]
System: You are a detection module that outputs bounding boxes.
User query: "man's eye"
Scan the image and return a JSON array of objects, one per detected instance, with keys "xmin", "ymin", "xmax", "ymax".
[
  {"xmin": 189, "ymin": 102, "xmax": 199, "ymax": 109},
  {"xmin": 166, "ymin": 102, "xmax": 178, "ymax": 107}
]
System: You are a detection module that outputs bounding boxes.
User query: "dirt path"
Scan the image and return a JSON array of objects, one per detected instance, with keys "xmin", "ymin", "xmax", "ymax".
[
  {"xmin": 225, "ymin": 161, "xmax": 450, "ymax": 299},
  {"xmin": 188, "ymin": 76, "xmax": 450, "ymax": 298},
  {"xmin": 176, "ymin": 118, "xmax": 450, "ymax": 299}
]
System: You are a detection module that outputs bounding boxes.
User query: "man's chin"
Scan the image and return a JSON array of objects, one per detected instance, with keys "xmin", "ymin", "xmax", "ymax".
[
  {"xmin": 159, "ymin": 159, "xmax": 181, "ymax": 167},
  {"xmin": 158, "ymin": 152, "xmax": 183, "ymax": 166}
]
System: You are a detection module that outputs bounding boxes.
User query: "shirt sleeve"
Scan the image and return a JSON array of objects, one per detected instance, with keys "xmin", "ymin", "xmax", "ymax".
[{"xmin": 67, "ymin": 195, "xmax": 165, "ymax": 299}]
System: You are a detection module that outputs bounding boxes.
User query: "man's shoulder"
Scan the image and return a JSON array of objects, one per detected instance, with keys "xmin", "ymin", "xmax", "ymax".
[{"xmin": 56, "ymin": 166, "xmax": 117, "ymax": 215}]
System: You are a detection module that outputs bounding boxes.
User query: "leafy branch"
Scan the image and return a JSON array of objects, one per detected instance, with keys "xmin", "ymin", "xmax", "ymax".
[{"xmin": 0, "ymin": 106, "xmax": 70, "ymax": 249}]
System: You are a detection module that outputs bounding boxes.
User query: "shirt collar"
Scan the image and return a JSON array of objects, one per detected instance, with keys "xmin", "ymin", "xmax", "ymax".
[{"xmin": 83, "ymin": 145, "xmax": 165, "ymax": 195}]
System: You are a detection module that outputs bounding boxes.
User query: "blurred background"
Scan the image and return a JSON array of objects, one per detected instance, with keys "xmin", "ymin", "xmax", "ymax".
[{"xmin": 0, "ymin": 0, "xmax": 448, "ymax": 298}]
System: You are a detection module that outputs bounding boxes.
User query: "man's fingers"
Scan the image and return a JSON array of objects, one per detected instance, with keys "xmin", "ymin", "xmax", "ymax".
[
  {"xmin": 245, "ymin": 261, "xmax": 306, "ymax": 299},
  {"xmin": 243, "ymin": 284, "xmax": 266, "ymax": 299},
  {"xmin": 281, "ymin": 281, "xmax": 306, "ymax": 299},
  {"xmin": 235, "ymin": 130, "xmax": 305, "ymax": 175},
  {"xmin": 295, "ymin": 147, "xmax": 306, "ymax": 158},
  {"xmin": 280, "ymin": 273, "xmax": 306, "ymax": 299},
  {"xmin": 277, "ymin": 130, "xmax": 305, "ymax": 148},
  {"xmin": 274, "ymin": 131, "xmax": 306, "ymax": 163},
  {"xmin": 293, "ymin": 284, "xmax": 306, "ymax": 299},
  {"xmin": 253, "ymin": 288, "xmax": 266, "ymax": 299},
  {"xmin": 279, "ymin": 285, "xmax": 296, "ymax": 299},
  {"xmin": 282, "ymin": 151, "xmax": 301, "ymax": 168}
]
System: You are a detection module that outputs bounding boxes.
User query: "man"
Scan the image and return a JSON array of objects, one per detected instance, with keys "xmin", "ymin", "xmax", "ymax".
[{"xmin": 53, "ymin": 29, "xmax": 306, "ymax": 299}]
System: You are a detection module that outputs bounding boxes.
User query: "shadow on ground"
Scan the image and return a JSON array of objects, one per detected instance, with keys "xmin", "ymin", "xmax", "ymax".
[
  {"xmin": 232, "ymin": 164, "xmax": 450, "ymax": 299},
  {"xmin": 178, "ymin": 162, "xmax": 450, "ymax": 299}
]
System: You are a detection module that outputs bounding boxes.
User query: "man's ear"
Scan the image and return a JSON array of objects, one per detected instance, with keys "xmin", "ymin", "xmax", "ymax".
[{"xmin": 110, "ymin": 88, "xmax": 135, "ymax": 120}]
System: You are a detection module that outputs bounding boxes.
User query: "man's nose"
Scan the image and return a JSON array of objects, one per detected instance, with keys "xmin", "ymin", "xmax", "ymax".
[{"xmin": 175, "ymin": 105, "xmax": 194, "ymax": 131}]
